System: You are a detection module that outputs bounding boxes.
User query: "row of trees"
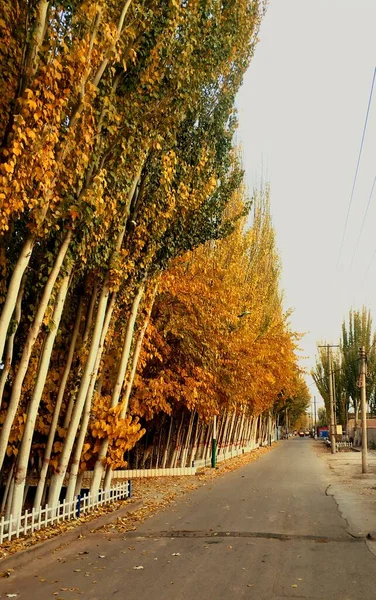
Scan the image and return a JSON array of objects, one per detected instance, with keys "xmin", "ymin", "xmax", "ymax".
[
  {"xmin": 124, "ymin": 188, "xmax": 310, "ymax": 469},
  {"xmin": 0, "ymin": 0, "xmax": 308, "ymax": 519},
  {"xmin": 312, "ymin": 308, "xmax": 376, "ymax": 428}
]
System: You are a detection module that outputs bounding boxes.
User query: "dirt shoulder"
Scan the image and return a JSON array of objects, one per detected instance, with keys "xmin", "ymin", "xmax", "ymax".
[
  {"xmin": 0, "ymin": 446, "xmax": 273, "ymax": 566},
  {"xmin": 313, "ymin": 441, "xmax": 376, "ymax": 546}
]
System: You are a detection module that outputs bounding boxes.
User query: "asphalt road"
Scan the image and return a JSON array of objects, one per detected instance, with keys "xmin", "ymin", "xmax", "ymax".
[{"xmin": 2, "ymin": 439, "xmax": 376, "ymax": 600}]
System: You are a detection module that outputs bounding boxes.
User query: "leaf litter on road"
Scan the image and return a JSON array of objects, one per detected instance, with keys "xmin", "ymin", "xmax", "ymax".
[{"xmin": 0, "ymin": 447, "xmax": 275, "ymax": 561}]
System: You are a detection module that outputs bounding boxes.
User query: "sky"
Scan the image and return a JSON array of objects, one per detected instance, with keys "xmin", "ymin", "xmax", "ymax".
[{"xmin": 236, "ymin": 0, "xmax": 376, "ymax": 407}]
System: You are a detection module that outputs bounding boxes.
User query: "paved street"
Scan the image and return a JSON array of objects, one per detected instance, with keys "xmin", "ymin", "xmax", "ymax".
[{"xmin": 2, "ymin": 439, "xmax": 376, "ymax": 600}]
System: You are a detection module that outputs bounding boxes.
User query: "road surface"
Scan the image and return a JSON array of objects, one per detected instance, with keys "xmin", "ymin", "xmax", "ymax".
[{"xmin": 2, "ymin": 439, "xmax": 376, "ymax": 599}]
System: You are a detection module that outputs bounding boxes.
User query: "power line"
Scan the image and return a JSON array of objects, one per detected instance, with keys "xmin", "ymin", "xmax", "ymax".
[
  {"xmin": 351, "ymin": 174, "xmax": 376, "ymax": 268},
  {"xmin": 337, "ymin": 67, "xmax": 376, "ymax": 268},
  {"xmin": 366, "ymin": 246, "xmax": 376, "ymax": 274}
]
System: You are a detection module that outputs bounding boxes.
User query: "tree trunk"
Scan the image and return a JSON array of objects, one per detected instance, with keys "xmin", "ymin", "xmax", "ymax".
[
  {"xmin": 82, "ymin": 284, "xmax": 98, "ymax": 345},
  {"xmin": 188, "ymin": 414, "xmax": 200, "ymax": 465},
  {"xmin": 0, "ymin": 236, "xmax": 34, "ymax": 364},
  {"xmin": 180, "ymin": 411, "xmax": 195, "ymax": 468},
  {"xmin": 170, "ymin": 413, "xmax": 184, "ymax": 468},
  {"xmin": 68, "ymin": 0, "xmax": 133, "ymax": 131},
  {"xmin": 120, "ymin": 282, "xmax": 157, "ymax": 419},
  {"xmin": 218, "ymin": 412, "xmax": 228, "ymax": 457},
  {"xmin": 10, "ymin": 267, "xmax": 72, "ymax": 517},
  {"xmin": 33, "ymin": 295, "xmax": 84, "ymax": 509},
  {"xmin": 237, "ymin": 411, "xmax": 246, "ymax": 448},
  {"xmin": 155, "ymin": 418, "xmax": 164, "ymax": 469},
  {"xmin": 227, "ymin": 412, "xmax": 236, "ymax": 453},
  {"xmin": 0, "ymin": 231, "xmax": 72, "ymax": 473},
  {"xmin": 161, "ymin": 416, "xmax": 173, "ymax": 469},
  {"xmin": 195, "ymin": 421, "xmax": 206, "ymax": 462},
  {"xmin": 19, "ymin": 0, "xmax": 50, "ymax": 97},
  {"xmin": 0, "ymin": 462, "xmax": 14, "ymax": 513},
  {"xmin": 47, "ymin": 272, "xmax": 111, "ymax": 507},
  {"xmin": 90, "ymin": 284, "xmax": 145, "ymax": 495},
  {"xmin": 0, "ymin": 274, "xmax": 26, "ymax": 408},
  {"xmin": 203, "ymin": 423, "xmax": 213, "ymax": 461},
  {"xmin": 65, "ymin": 291, "xmax": 117, "ymax": 502}
]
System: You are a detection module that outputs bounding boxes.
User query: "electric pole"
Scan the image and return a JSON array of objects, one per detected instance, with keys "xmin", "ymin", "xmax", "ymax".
[
  {"xmin": 360, "ymin": 346, "xmax": 368, "ymax": 474},
  {"xmin": 327, "ymin": 347, "xmax": 336, "ymax": 453},
  {"xmin": 314, "ymin": 395, "xmax": 317, "ymax": 429}
]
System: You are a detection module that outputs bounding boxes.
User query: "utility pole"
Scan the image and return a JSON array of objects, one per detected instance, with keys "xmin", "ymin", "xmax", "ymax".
[
  {"xmin": 332, "ymin": 369, "xmax": 337, "ymax": 427},
  {"xmin": 285, "ymin": 407, "xmax": 288, "ymax": 438},
  {"xmin": 314, "ymin": 396, "xmax": 317, "ymax": 429},
  {"xmin": 327, "ymin": 346, "xmax": 336, "ymax": 454},
  {"xmin": 360, "ymin": 346, "xmax": 368, "ymax": 474}
]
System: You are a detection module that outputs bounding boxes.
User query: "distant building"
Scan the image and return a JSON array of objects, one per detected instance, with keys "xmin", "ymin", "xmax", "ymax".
[{"xmin": 347, "ymin": 418, "xmax": 376, "ymax": 446}]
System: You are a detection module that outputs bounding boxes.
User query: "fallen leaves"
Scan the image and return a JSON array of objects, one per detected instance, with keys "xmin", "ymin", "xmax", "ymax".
[
  {"xmin": 0, "ymin": 569, "xmax": 14, "ymax": 578},
  {"xmin": 0, "ymin": 447, "xmax": 274, "ymax": 562}
]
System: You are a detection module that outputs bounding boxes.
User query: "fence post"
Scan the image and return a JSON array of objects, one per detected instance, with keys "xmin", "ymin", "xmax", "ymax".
[
  {"xmin": 24, "ymin": 509, "xmax": 29, "ymax": 535},
  {"xmin": 8, "ymin": 514, "xmax": 13, "ymax": 541}
]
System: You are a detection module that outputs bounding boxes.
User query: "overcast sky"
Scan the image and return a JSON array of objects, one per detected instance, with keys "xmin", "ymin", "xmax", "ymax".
[{"xmin": 237, "ymin": 0, "xmax": 376, "ymax": 407}]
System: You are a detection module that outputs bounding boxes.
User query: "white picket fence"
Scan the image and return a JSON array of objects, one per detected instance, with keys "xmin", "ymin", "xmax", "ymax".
[
  {"xmin": 0, "ymin": 480, "xmax": 131, "ymax": 544},
  {"xmin": 193, "ymin": 442, "xmax": 260, "ymax": 468},
  {"xmin": 84, "ymin": 467, "xmax": 196, "ymax": 480}
]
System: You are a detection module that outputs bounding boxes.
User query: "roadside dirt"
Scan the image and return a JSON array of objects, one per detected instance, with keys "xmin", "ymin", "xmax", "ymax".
[{"xmin": 313, "ymin": 441, "xmax": 376, "ymax": 546}]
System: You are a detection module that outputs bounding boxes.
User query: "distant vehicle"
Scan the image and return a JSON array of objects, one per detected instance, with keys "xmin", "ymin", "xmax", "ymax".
[
  {"xmin": 299, "ymin": 431, "xmax": 304, "ymax": 437},
  {"xmin": 304, "ymin": 431, "xmax": 310, "ymax": 436}
]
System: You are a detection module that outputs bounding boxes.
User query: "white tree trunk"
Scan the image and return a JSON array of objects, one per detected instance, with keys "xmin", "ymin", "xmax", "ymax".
[
  {"xmin": 180, "ymin": 411, "xmax": 195, "ymax": 468},
  {"xmin": 47, "ymin": 273, "xmax": 111, "ymax": 507},
  {"xmin": 226, "ymin": 412, "xmax": 236, "ymax": 453},
  {"xmin": 90, "ymin": 284, "xmax": 144, "ymax": 494},
  {"xmin": 161, "ymin": 416, "xmax": 173, "ymax": 469},
  {"xmin": 33, "ymin": 295, "xmax": 83, "ymax": 509},
  {"xmin": 190, "ymin": 416, "xmax": 200, "ymax": 465},
  {"xmin": 47, "ymin": 209, "xmax": 130, "ymax": 507},
  {"xmin": 196, "ymin": 421, "xmax": 207, "ymax": 462},
  {"xmin": 0, "ymin": 274, "xmax": 26, "ymax": 408},
  {"xmin": 82, "ymin": 285, "xmax": 98, "ymax": 345},
  {"xmin": 0, "ymin": 231, "xmax": 72, "ymax": 473},
  {"xmin": 0, "ymin": 236, "xmax": 34, "ymax": 364},
  {"xmin": 170, "ymin": 413, "xmax": 184, "ymax": 468},
  {"xmin": 96, "ymin": 281, "xmax": 159, "ymax": 492},
  {"xmin": 203, "ymin": 423, "xmax": 213, "ymax": 461},
  {"xmin": 66, "ymin": 292, "xmax": 116, "ymax": 502},
  {"xmin": 10, "ymin": 267, "xmax": 72, "ymax": 517}
]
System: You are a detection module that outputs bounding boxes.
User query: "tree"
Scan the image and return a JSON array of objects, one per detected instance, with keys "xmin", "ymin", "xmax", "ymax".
[
  {"xmin": 341, "ymin": 308, "xmax": 376, "ymax": 423},
  {"xmin": 317, "ymin": 407, "xmax": 327, "ymax": 427},
  {"xmin": 0, "ymin": 0, "xmax": 268, "ymax": 516}
]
